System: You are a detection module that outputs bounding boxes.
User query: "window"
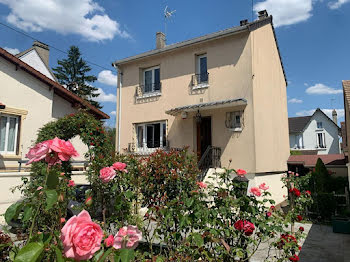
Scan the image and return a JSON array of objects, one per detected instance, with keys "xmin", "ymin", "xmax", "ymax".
[
  {"xmin": 136, "ymin": 121, "xmax": 166, "ymax": 150},
  {"xmin": 317, "ymin": 121, "xmax": 323, "ymax": 129},
  {"xmin": 143, "ymin": 66, "xmax": 160, "ymax": 93},
  {"xmin": 225, "ymin": 111, "xmax": 243, "ymax": 131},
  {"xmin": 0, "ymin": 115, "xmax": 19, "ymax": 154},
  {"xmin": 196, "ymin": 54, "xmax": 208, "ymax": 84},
  {"xmin": 317, "ymin": 133, "xmax": 326, "ymax": 148}
]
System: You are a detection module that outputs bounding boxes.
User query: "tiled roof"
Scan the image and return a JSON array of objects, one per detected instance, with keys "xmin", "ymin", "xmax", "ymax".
[
  {"xmin": 288, "ymin": 116, "xmax": 312, "ymax": 133},
  {"xmin": 0, "ymin": 48, "xmax": 109, "ymax": 119},
  {"xmin": 288, "ymin": 154, "xmax": 346, "ymax": 167},
  {"xmin": 343, "ymin": 80, "xmax": 350, "ymax": 108}
]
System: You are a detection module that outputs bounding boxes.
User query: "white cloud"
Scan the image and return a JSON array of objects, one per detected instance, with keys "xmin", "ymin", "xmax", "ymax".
[
  {"xmin": 296, "ymin": 108, "xmax": 344, "ymax": 119},
  {"xmin": 110, "ymin": 111, "xmax": 116, "ymax": 116},
  {"xmin": 304, "ymin": 83, "xmax": 309, "ymax": 87},
  {"xmin": 0, "ymin": 0, "xmax": 130, "ymax": 41},
  {"xmin": 98, "ymin": 70, "xmax": 118, "ymax": 86},
  {"xmin": 288, "ymin": 98, "xmax": 303, "ymax": 104},
  {"xmin": 306, "ymin": 83, "xmax": 343, "ymax": 95},
  {"xmin": 254, "ymin": 0, "xmax": 314, "ymax": 27},
  {"xmin": 329, "ymin": 0, "xmax": 350, "ymax": 9},
  {"xmin": 3, "ymin": 47, "xmax": 20, "ymax": 55},
  {"xmin": 95, "ymin": 88, "xmax": 116, "ymax": 103}
]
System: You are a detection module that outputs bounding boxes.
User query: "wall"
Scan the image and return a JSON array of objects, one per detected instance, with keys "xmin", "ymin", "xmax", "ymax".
[
  {"xmin": 251, "ymin": 23, "xmax": 289, "ymax": 173},
  {"xmin": 118, "ymin": 31, "xmax": 258, "ymax": 172},
  {"xmin": 0, "ymin": 57, "xmax": 54, "ymax": 170},
  {"xmin": 302, "ymin": 111, "xmax": 340, "ymax": 154}
]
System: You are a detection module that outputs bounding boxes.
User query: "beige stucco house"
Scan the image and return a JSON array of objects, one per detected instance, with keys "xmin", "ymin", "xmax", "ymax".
[
  {"xmin": 113, "ymin": 12, "xmax": 289, "ymax": 204},
  {"xmin": 0, "ymin": 45, "xmax": 109, "ymax": 171}
]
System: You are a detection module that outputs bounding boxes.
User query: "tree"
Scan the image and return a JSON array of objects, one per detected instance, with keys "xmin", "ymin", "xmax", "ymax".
[{"xmin": 52, "ymin": 46, "xmax": 101, "ymax": 109}]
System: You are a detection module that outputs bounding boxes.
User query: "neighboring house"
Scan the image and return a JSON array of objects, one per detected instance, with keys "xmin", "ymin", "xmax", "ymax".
[
  {"xmin": 342, "ymin": 80, "xmax": 350, "ymax": 186},
  {"xmin": 341, "ymin": 121, "xmax": 347, "ymax": 155},
  {"xmin": 0, "ymin": 47, "xmax": 109, "ymax": 171},
  {"xmin": 113, "ymin": 11, "xmax": 289, "ymax": 204},
  {"xmin": 289, "ymin": 109, "xmax": 341, "ymax": 155}
]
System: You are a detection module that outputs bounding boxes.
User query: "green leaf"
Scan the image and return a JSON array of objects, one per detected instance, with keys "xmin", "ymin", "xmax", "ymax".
[
  {"xmin": 14, "ymin": 242, "xmax": 44, "ymax": 262},
  {"xmin": 46, "ymin": 171, "xmax": 59, "ymax": 189},
  {"xmin": 98, "ymin": 248, "xmax": 113, "ymax": 262},
  {"xmin": 156, "ymin": 256, "xmax": 164, "ymax": 262},
  {"xmin": 115, "ymin": 249, "xmax": 135, "ymax": 262},
  {"xmin": 124, "ymin": 190, "xmax": 133, "ymax": 199},
  {"xmin": 5, "ymin": 202, "xmax": 22, "ymax": 224},
  {"xmin": 54, "ymin": 247, "xmax": 64, "ymax": 262},
  {"xmin": 45, "ymin": 190, "xmax": 58, "ymax": 211},
  {"xmin": 23, "ymin": 206, "xmax": 33, "ymax": 222},
  {"xmin": 191, "ymin": 233, "xmax": 204, "ymax": 247}
]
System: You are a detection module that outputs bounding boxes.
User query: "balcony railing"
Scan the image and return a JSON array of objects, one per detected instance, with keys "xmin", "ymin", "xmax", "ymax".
[
  {"xmin": 198, "ymin": 146, "xmax": 222, "ymax": 180},
  {"xmin": 136, "ymin": 82, "xmax": 162, "ymax": 98},
  {"xmin": 192, "ymin": 73, "xmax": 209, "ymax": 86}
]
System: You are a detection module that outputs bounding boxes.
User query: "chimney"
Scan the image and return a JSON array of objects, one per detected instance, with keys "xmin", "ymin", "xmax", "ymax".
[
  {"xmin": 32, "ymin": 41, "xmax": 50, "ymax": 67},
  {"xmin": 332, "ymin": 109, "xmax": 338, "ymax": 124},
  {"xmin": 156, "ymin": 32, "xmax": 166, "ymax": 49},
  {"xmin": 258, "ymin": 10, "xmax": 268, "ymax": 20},
  {"xmin": 240, "ymin": 19, "xmax": 249, "ymax": 26}
]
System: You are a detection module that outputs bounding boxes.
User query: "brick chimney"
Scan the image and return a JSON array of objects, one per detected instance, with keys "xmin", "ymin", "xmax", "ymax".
[
  {"xmin": 258, "ymin": 10, "xmax": 269, "ymax": 20},
  {"xmin": 332, "ymin": 109, "xmax": 338, "ymax": 124},
  {"xmin": 240, "ymin": 19, "xmax": 249, "ymax": 26},
  {"xmin": 156, "ymin": 32, "xmax": 166, "ymax": 49},
  {"xmin": 33, "ymin": 41, "xmax": 50, "ymax": 67}
]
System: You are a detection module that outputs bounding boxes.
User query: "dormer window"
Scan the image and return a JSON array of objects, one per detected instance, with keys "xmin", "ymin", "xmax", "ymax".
[
  {"xmin": 317, "ymin": 121, "xmax": 323, "ymax": 129},
  {"xmin": 143, "ymin": 66, "xmax": 160, "ymax": 93}
]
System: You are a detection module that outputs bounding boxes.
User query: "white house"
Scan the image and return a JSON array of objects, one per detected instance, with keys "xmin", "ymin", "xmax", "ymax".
[
  {"xmin": 289, "ymin": 108, "xmax": 341, "ymax": 155},
  {"xmin": 0, "ymin": 45, "xmax": 109, "ymax": 171}
]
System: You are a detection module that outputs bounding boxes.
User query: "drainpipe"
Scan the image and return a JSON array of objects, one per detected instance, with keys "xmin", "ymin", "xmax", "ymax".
[{"xmin": 112, "ymin": 63, "xmax": 122, "ymax": 153}]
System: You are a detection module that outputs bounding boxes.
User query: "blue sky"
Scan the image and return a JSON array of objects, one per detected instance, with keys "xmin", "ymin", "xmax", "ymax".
[{"xmin": 0, "ymin": 0, "xmax": 348, "ymax": 126}]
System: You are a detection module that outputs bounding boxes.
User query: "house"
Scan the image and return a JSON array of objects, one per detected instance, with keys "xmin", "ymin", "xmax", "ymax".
[
  {"xmin": 288, "ymin": 109, "xmax": 341, "ymax": 155},
  {"xmin": 342, "ymin": 80, "xmax": 350, "ymax": 186},
  {"xmin": 341, "ymin": 121, "xmax": 347, "ymax": 155},
  {"xmin": 112, "ymin": 11, "xmax": 289, "ymax": 204},
  {"xmin": 0, "ymin": 46, "xmax": 109, "ymax": 171}
]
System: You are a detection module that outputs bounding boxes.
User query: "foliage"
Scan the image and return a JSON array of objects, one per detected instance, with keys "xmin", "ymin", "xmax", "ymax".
[
  {"xmin": 290, "ymin": 150, "xmax": 302, "ymax": 155},
  {"xmin": 0, "ymin": 230, "xmax": 12, "ymax": 261},
  {"xmin": 52, "ymin": 46, "xmax": 101, "ymax": 109}
]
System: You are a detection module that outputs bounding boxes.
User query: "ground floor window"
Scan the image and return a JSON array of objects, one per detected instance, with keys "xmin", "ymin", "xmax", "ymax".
[
  {"xmin": 0, "ymin": 114, "xmax": 19, "ymax": 154},
  {"xmin": 136, "ymin": 121, "xmax": 166, "ymax": 149}
]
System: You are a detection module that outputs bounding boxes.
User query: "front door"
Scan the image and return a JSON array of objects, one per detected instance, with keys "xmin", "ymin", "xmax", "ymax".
[{"xmin": 197, "ymin": 117, "xmax": 212, "ymax": 160}]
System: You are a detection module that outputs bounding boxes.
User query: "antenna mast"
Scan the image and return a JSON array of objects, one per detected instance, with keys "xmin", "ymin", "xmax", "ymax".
[{"xmin": 164, "ymin": 6, "xmax": 176, "ymax": 43}]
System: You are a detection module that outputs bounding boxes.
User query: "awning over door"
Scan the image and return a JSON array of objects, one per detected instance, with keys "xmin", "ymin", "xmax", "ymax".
[{"xmin": 165, "ymin": 98, "xmax": 247, "ymax": 116}]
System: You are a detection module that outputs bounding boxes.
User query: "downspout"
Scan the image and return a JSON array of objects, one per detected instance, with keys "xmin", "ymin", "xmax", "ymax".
[{"xmin": 112, "ymin": 63, "xmax": 122, "ymax": 153}]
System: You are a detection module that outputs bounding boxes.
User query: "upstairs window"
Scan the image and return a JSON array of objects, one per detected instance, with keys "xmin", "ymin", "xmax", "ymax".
[
  {"xmin": 317, "ymin": 133, "xmax": 326, "ymax": 148},
  {"xmin": 196, "ymin": 54, "xmax": 208, "ymax": 84},
  {"xmin": 0, "ymin": 115, "xmax": 19, "ymax": 155},
  {"xmin": 143, "ymin": 66, "xmax": 160, "ymax": 93},
  {"xmin": 317, "ymin": 121, "xmax": 323, "ymax": 129}
]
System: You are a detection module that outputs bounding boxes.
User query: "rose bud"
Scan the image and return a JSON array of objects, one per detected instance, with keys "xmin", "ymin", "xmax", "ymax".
[{"xmin": 85, "ymin": 196, "xmax": 93, "ymax": 206}]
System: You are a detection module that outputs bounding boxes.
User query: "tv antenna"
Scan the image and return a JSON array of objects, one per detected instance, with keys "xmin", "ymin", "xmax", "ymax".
[
  {"xmin": 164, "ymin": 6, "xmax": 176, "ymax": 43},
  {"xmin": 331, "ymin": 98, "xmax": 336, "ymax": 109}
]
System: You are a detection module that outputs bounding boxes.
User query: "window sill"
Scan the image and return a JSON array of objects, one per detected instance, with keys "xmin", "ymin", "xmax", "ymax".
[
  {"xmin": 192, "ymin": 83, "xmax": 209, "ymax": 90},
  {"xmin": 136, "ymin": 92, "xmax": 162, "ymax": 99},
  {"xmin": 0, "ymin": 154, "xmax": 21, "ymax": 160},
  {"xmin": 229, "ymin": 127, "xmax": 242, "ymax": 132}
]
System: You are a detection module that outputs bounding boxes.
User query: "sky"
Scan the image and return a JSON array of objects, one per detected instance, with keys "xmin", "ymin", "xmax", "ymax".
[{"xmin": 0, "ymin": 0, "xmax": 348, "ymax": 127}]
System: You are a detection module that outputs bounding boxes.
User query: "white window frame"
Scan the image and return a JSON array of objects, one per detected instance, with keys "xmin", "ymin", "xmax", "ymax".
[
  {"xmin": 194, "ymin": 54, "xmax": 208, "ymax": 88},
  {"xmin": 143, "ymin": 66, "xmax": 160, "ymax": 94},
  {"xmin": 136, "ymin": 121, "xmax": 166, "ymax": 152},
  {"xmin": 0, "ymin": 114, "xmax": 19, "ymax": 155},
  {"xmin": 316, "ymin": 132, "xmax": 326, "ymax": 149}
]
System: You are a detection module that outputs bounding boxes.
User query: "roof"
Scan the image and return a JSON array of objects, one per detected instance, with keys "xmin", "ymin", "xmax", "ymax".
[
  {"xmin": 113, "ymin": 16, "xmax": 287, "ymax": 85},
  {"xmin": 0, "ymin": 48, "xmax": 109, "ymax": 119},
  {"xmin": 288, "ymin": 108, "xmax": 340, "ymax": 134},
  {"xmin": 288, "ymin": 116, "xmax": 312, "ymax": 133},
  {"xmin": 165, "ymin": 98, "xmax": 247, "ymax": 116},
  {"xmin": 343, "ymin": 80, "xmax": 350, "ymax": 109},
  {"xmin": 288, "ymin": 154, "xmax": 346, "ymax": 167}
]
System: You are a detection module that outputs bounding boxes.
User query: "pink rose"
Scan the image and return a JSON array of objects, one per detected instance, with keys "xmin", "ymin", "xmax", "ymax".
[
  {"xmin": 104, "ymin": 235, "xmax": 114, "ymax": 247},
  {"xmin": 61, "ymin": 210, "xmax": 103, "ymax": 261},
  {"xmin": 68, "ymin": 180, "xmax": 75, "ymax": 187},
  {"xmin": 50, "ymin": 137, "xmax": 79, "ymax": 161},
  {"xmin": 250, "ymin": 187, "xmax": 262, "ymax": 197},
  {"xmin": 236, "ymin": 169, "xmax": 247, "ymax": 176},
  {"xmin": 196, "ymin": 181, "xmax": 207, "ymax": 189},
  {"xmin": 99, "ymin": 167, "xmax": 116, "ymax": 183},
  {"xmin": 26, "ymin": 140, "xmax": 52, "ymax": 164},
  {"xmin": 259, "ymin": 183, "xmax": 269, "ymax": 191},
  {"xmin": 234, "ymin": 220, "xmax": 244, "ymax": 231},
  {"xmin": 112, "ymin": 162, "xmax": 127, "ymax": 172},
  {"xmin": 266, "ymin": 212, "xmax": 272, "ymax": 217},
  {"xmin": 60, "ymin": 218, "xmax": 66, "ymax": 223},
  {"xmin": 242, "ymin": 221, "xmax": 255, "ymax": 236},
  {"xmin": 113, "ymin": 226, "xmax": 142, "ymax": 250},
  {"xmin": 37, "ymin": 186, "xmax": 43, "ymax": 191}
]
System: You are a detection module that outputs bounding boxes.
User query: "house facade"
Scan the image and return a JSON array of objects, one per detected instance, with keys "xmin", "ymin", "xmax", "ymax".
[
  {"xmin": 113, "ymin": 12, "xmax": 289, "ymax": 204},
  {"xmin": 289, "ymin": 109, "xmax": 341, "ymax": 155},
  {"xmin": 0, "ymin": 46, "xmax": 109, "ymax": 171}
]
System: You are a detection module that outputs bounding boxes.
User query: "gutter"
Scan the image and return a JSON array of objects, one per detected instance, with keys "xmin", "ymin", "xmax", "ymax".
[{"xmin": 112, "ymin": 63, "xmax": 122, "ymax": 153}]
